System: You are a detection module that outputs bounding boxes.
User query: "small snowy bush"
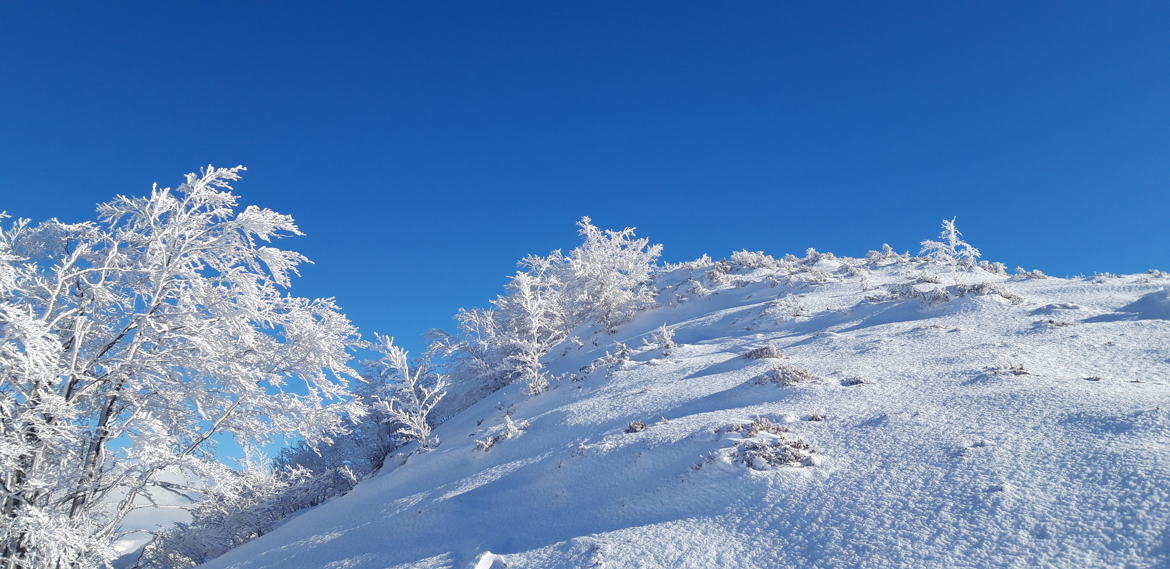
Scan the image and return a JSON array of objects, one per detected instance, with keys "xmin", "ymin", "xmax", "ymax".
[
  {"xmin": 866, "ymin": 243, "xmax": 910, "ymax": 266},
  {"xmin": 766, "ymin": 295, "xmax": 809, "ymax": 319},
  {"xmin": 370, "ymin": 336, "xmax": 448, "ymax": 450},
  {"xmin": 1014, "ymin": 267, "xmax": 1048, "ymax": 280},
  {"xmin": 699, "ymin": 419, "xmax": 816, "ymax": 471},
  {"xmin": 979, "ymin": 260, "xmax": 1008, "ymax": 275},
  {"xmin": 475, "ymin": 416, "xmax": 529, "ymax": 452},
  {"xmin": 734, "ymin": 438, "xmax": 816, "ymax": 470},
  {"xmin": 687, "ymin": 278, "xmax": 712, "ymax": 298},
  {"xmin": 755, "ymin": 364, "xmax": 820, "ymax": 386},
  {"xmin": 955, "ymin": 283, "xmax": 1024, "ymax": 305},
  {"xmin": 920, "ymin": 217, "xmax": 981, "ymax": 270},
  {"xmin": 882, "ymin": 283, "xmax": 952, "ymax": 306},
  {"xmin": 643, "ymin": 324, "xmax": 677, "ymax": 357},
  {"xmin": 743, "ymin": 344, "xmax": 783, "ymax": 360}
]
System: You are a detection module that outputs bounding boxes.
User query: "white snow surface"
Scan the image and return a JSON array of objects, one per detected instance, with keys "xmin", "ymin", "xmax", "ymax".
[{"xmin": 199, "ymin": 262, "xmax": 1170, "ymax": 569}]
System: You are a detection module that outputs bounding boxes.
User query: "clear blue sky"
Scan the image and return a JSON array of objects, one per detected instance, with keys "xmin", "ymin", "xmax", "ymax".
[{"xmin": 2, "ymin": 1, "xmax": 1168, "ymax": 353}]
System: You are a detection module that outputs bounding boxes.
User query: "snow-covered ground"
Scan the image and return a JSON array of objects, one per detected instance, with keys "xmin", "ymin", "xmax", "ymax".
[{"xmin": 198, "ymin": 258, "xmax": 1170, "ymax": 569}]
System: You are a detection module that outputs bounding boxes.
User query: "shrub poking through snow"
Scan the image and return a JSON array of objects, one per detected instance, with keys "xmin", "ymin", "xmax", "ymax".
[
  {"xmin": 699, "ymin": 418, "xmax": 816, "ymax": 471},
  {"xmin": 755, "ymin": 364, "xmax": 820, "ymax": 386},
  {"xmin": 920, "ymin": 217, "xmax": 981, "ymax": 270},
  {"xmin": 743, "ymin": 344, "xmax": 784, "ymax": 360},
  {"xmin": 734, "ymin": 438, "xmax": 816, "ymax": 470},
  {"xmin": 729, "ymin": 250, "xmax": 782, "ymax": 271},
  {"xmin": 687, "ymin": 278, "xmax": 712, "ymax": 298},
  {"xmin": 866, "ymin": 243, "xmax": 910, "ymax": 266},
  {"xmin": 1014, "ymin": 267, "xmax": 1048, "ymax": 280},
  {"xmin": 613, "ymin": 342, "xmax": 632, "ymax": 362},
  {"xmin": 625, "ymin": 421, "xmax": 647, "ymax": 433},
  {"xmin": 986, "ymin": 363, "xmax": 1030, "ymax": 377},
  {"xmin": 744, "ymin": 417, "xmax": 788, "ymax": 437},
  {"xmin": 475, "ymin": 415, "xmax": 529, "ymax": 452},
  {"xmin": 979, "ymin": 260, "xmax": 1009, "ymax": 275},
  {"xmin": 882, "ymin": 283, "xmax": 952, "ymax": 307},
  {"xmin": 955, "ymin": 283, "xmax": 1024, "ymax": 305},
  {"xmin": 766, "ymin": 294, "xmax": 809, "ymax": 319},
  {"xmin": 644, "ymin": 324, "xmax": 676, "ymax": 356},
  {"xmin": 580, "ymin": 343, "xmax": 635, "ymax": 378}
]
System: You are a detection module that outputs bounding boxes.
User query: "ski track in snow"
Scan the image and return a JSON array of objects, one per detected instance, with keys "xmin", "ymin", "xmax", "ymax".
[{"xmin": 198, "ymin": 264, "xmax": 1170, "ymax": 569}]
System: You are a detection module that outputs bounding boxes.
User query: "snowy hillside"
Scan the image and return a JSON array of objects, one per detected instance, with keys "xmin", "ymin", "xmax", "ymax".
[{"xmin": 195, "ymin": 255, "xmax": 1170, "ymax": 569}]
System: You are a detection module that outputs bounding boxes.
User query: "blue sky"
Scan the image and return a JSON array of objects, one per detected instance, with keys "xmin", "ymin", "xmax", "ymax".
[{"xmin": 2, "ymin": 1, "xmax": 1168, "ymax": 353}]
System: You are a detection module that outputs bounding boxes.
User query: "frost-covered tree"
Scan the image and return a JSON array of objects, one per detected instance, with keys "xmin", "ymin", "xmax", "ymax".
[
  {"xmin": 0, "ymin": 166, "xmax": 363, "ymax": 569},
  {"xmin": 562, "ymin": 217, "xmax": 663, "ymax": 332},
  {"xmin": 436, "ymin": 217, "xmax": 663, "ymax": 411},
  {"xmin": 920, "ymin": 217, "xmax": 981, "ymax": 270},
  {"xmin": 493, "ymin": 256, "xmax": 569, "ymax": 394},
  {"xmin": 644, "ymin": 324, "xmax": 676, "ymax": 357},
  {"xmin": 369, "ymin": 336, "xmax": 446, "ymax": 449}
]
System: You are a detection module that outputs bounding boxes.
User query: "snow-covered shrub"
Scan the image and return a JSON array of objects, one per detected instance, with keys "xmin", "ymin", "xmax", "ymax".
[
  {"xmin": 475, "ymin": 416, "xmax": 529, "ymax": 452},
  {"xmin": 687, "ymin": 278, "xmax": 711, "ymax": 297},
  {"xmin": 733, "ymin": 437, "xmax": 816, "ymax": 470},
  {"xmin": 912, "ymin": 272, "xmax": 943, "ymax": 284},
  {"xmin": 729, "ymin": 250, "xmax": 783, "ymax": 271},
  {"xmin": 802, "ymin": 248, "xmax": 837, "ymax": 264},
  {"xmin": 882, "ymin": 283, "xmax": 952, "ymax": 306},
  {"xmin": 437, "ymin": 217, "xmax": 661, "ymax": 411},
  {"xmin": 979, "ymin": 260, "xmax": 1008, "ymax": 275},
  {"xmin": 755, "ymin": 364, "xmax": 820, "ymax": 386},
  {"xmin": 625, "ymin": 421, "xmax": 647, "ymax": 433},
  {"xmin": 643, "ymin": 324, "xmax": 676, "ymax": 357},
  {"xmin": 612, "ymin": 342, "xmax": 632, "ymax": 363},
  {"xmin": 866, "ymin": 243, "xmax": 910, "ymax": 266},
  {"xmin": 664, "ymin": 253, "xmax": 713, "ymax": 271},
  {"xmin": 706, "ymin": 262, "xmax": 734, "ymax": 287},
  {"xmin": 789, "ymin": 268, "xmax": 834, "ymax": 287},
  {"xmin": 955, "ymin": 283, "xmax": 1024, "ymax": 305},
  {"xmin": 743, "ymin": 344, "xmax": 783, "ymax": 360},
  {"xmin": 1014, "ymin": 267, "xmax": 1048, "ymax": 280},
  {"xmin": 369, "ymin": 336, "xmax": 447, "ymax": 450},
  {"xmin": 920, "ymin": 217, "xmax": 981, "ymax": 270},
  {"xmin": 698, "ymin": 420, "xmax": 816, "ymax": 471},
  {"xmin": 840, "ymin": 261, "xmax": 868, "ymax": 278},
  {"xmin": 495, "ymin": 257, "xmax": 570, "ymax": 394},
  {"xmin": 766, "ymin": 294, "xmax": 809, "ymax": 319},
  {"xmin": 720, "ymin": 417, "xmax": 789, "ymax": 437},
  {"xmin": 562, "ymin": 216, "xmax": 663, "ymax": 332}
]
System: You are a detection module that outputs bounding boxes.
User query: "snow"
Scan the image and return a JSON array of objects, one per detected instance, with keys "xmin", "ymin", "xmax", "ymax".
[{"xmin": 198, "ymin": 262, "xmax": 1170, "ymax": 569}]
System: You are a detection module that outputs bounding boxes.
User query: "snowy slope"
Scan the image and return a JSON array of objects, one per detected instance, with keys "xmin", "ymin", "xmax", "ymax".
[{"xmin": 199, "ymin": 259, "xmax": 1170, "ymax": 569}]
